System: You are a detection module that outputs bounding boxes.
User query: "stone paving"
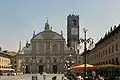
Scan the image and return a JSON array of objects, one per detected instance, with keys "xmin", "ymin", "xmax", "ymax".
[{"xmin": 0, "ymin": 74, "xmax": 64, "ymax": 80}]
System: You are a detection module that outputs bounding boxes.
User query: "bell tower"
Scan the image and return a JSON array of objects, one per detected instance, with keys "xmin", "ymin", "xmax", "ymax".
[{"xmin": 67, "ymin": 14, "xmax": 79, "ymax": 49}]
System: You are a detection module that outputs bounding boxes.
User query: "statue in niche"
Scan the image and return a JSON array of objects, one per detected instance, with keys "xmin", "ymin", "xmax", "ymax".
[
  {"xmin": 52, "ymin": 44, "xmax": 58, "ymax": 53},
  {"xmin": 38, "ymin": 44, "xmax": 44, "ymax": 53}
]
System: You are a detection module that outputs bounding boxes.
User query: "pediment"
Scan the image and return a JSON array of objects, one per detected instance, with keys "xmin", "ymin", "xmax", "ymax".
[{"xmin": 32, "ymin": 31, "xmax": 64, "ymax": 40}]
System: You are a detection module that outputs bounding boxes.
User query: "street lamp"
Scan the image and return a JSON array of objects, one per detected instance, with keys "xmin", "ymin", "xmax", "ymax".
[{"xmin": 79, "ymin": 27, "xmax": 94, "ymax": 79}]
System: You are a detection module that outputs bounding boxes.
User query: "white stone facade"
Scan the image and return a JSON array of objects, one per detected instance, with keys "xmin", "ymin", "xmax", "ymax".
[{"xmin": 17, "ymin": 21, "xmax": 81, "ymax": 74}]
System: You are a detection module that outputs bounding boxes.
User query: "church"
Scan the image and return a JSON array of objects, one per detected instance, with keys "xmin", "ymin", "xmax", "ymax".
[{"xmin": 17, "ymin": 14, "xmax": 82, "ymax": 74}]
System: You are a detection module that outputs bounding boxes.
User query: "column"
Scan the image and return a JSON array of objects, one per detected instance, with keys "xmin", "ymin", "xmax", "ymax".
[{"xmin": 31, "ymin": 42, "xmax": 36, "ymax": 74}]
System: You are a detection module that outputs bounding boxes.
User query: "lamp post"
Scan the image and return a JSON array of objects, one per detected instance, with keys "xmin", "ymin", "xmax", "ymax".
[{"xmin": 79, "ymin": 27, "xmax": 94, "ymax": 79}]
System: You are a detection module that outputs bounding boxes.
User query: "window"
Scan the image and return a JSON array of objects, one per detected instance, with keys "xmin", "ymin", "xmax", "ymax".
[
  {"xmin": 116, "ymin": 35, "xmax": 118, "ymax": 40},
  {"xmin": 15, "ymin": 61, "xmax": 16, "ymax": 64},
  {"xmin": 109, "ymin": 47, "xmax": 110, "ymax": 54},
  {"xmin": 116, "ymin": 43, "xmax": 118, "ymax": 51},
  {"xmin": 112, "ymin": 45, "xmax": 114, "ymax": 52},
  {"xmin": 112, "ymin": 59, "xmax": 114, "ymax": 64},
  {"xmin": 116, "ymin": 57, "xmax": 119, "ymax": 65},
  {"xmin": 103, "ymin": 50, "xmax": 104, "ymax": 56},
  {"xmin": 106, "ymin": 60, "xmax": 108, "ymax": 64},
  {"xmin": 67, "ymin": 21, "xmax": 70, "ymax": 26},
  {"xmin": 72, "ymin": 19, "xmax": 76, "ymax": 25},
  {"xmin": 78, "ymin": 60, "xmax": 81, "ymax": 63},
  {"xmin": 106, "ymin": 49, "xmax": 107, "ymax": 55},
  {"xmin": 109, "ymin": 60, "xmax": 111, "ymax": 64}
]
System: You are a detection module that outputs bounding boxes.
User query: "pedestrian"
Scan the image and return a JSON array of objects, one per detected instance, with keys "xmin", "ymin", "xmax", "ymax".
[
  {"xmin": 61, "ymin": 76, "xmax": 64, "ymax": 80},
  {"xmin": 77, "ymin": 75, "xmax": 82, "ymax": 80},
  {"xmin": 43, "ymin": 72, "xmax": 47, "ymax": 80},
  {"xmin": 95, "ymin": 75, "xmax": 101, "ymax": 80},
  {"xmin": 52, "ymin": 76, "xmax": 57, "ymax": 80}
]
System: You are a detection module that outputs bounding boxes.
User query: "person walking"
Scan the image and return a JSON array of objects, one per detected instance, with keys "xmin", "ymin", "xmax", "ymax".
[
  {"xmin": 43, "ymin": 72, "xmax": 47, "ymax": 80},
  {"xmin": 52, "ymin": 76, "xmax": 57, "ymax": 80}
]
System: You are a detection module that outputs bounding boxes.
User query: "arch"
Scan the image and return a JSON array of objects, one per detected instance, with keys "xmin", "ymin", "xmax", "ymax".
[
  {"xmin": 38, "ymin": 65, "xmax": 44, "ymax": 74},
  {"xmin": 53, "ymin": 65, "xmax": 58, "ymax": 73},
  {"xmin": 25, "ymin": 65, "xmax": 30, "ymax": 74}
]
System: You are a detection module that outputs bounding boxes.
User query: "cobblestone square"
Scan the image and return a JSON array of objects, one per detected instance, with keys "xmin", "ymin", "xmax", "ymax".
[{"xmin": 0, "ymin": 74, "xmax": 64, "ymax": 80}]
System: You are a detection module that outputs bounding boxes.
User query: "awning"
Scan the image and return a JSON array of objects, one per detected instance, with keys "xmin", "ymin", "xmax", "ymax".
[{"xmin": 72, "ymin": 64, "xmax": 95, "ymax": 70}]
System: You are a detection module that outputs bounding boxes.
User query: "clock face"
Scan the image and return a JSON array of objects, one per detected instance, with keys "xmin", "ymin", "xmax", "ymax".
[{"xmin": 71, "ymin": 28, "xmax": 78, "ymax": 35}]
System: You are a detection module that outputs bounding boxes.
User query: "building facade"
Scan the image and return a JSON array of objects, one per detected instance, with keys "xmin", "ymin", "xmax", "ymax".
[
  {"xmin": 17, "ymin": 18, "xmax": 82, "ymax": 74},
  {"xmin": 0, "ymin": 51, "xmax": 15, "ymax": 74},
  {"xmin": 86, "ymin": 25, "xmax": 120, "ymax": 65},
  {"xmin": 4, "ymin": 51, "xmax": 18, "ymax": 73},
  {"xmin": 0, "ymin": 52, "xmax": 11, "ymax": 69}
]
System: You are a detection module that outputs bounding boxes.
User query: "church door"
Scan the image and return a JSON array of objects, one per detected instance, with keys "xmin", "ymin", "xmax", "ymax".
[
  {"xmin": 39, "ymin": 65, "xmax": 43, "ymax": 74},
  {"xmin": 25, "ymin": 65, "xmax": 30, "ymax": 74},
  {"xmin": 53, "ymin": 65, "xmax": 57, "ymax": 73}
]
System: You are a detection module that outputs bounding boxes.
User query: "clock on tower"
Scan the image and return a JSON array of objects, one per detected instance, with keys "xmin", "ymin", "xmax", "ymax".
[{"xmin": 71, "ymin": 27, "xmax": 78, "ymax": 35}]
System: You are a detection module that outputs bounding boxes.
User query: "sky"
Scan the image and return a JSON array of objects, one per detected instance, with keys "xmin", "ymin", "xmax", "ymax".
[{"xmin": 0, "ymin": 0, "xmax": 120, "ymax": 52}]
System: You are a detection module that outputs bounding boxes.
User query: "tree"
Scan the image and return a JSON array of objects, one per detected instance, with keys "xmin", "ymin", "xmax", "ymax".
[{"xmin": 64, "ymin": 69, "xmax": 77, "ymax": 80}]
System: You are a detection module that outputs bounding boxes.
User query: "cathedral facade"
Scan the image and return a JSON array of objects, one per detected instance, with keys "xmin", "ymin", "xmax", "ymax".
[{"xmin": 17, "ymin": 14, "xmax": 82, "ymax": 74}]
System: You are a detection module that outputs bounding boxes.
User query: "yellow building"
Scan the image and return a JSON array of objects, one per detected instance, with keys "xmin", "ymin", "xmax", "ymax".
[
  {"xmin": 4, "ymin": 51, "xmax": 18, "ymax": 72},
  {"xmin": 0, "ymin": 52, "xmax": 10, "ymax": 68},
  {"xmin": 0, "ymin": 51, "xmax": 14, "ymax": 74}
]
